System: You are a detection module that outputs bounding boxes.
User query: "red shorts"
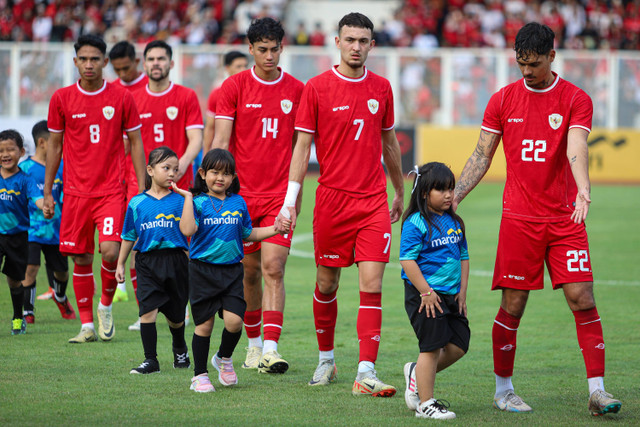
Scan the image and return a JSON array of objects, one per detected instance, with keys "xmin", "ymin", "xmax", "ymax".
[
  {"xmin": 313, "ymin": 185, "xmax": 391, "ymax": 267},
  {"xmin": 242, "ymin": 194, "xmax": 293, "ymax": 255},
  {"xmin": 59, "ymin": 193, "xmax": 126, "ymax": 256},
  {"xmin": 492, "ymin": 217, "xmax": 593, "ymax": 291}
]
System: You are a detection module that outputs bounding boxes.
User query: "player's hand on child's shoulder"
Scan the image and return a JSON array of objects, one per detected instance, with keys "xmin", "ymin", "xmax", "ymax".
[{"xmin": 171, "ymin": 182, "xmax": 191, "ymax": 197}]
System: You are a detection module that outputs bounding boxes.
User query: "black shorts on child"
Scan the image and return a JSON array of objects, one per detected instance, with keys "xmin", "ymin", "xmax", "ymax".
[
  {"xmin": 0, "ymin": 232, "xmax": 28, "ymax": 281},
  {"xmin": 135, "ymin": 249, "xmax": 189, "ymax": 323},
  {"xmin": 28, "ymin": 241, "xmax": 68, "ymax": 272},
  {"xmin": 404, "ymin": 280, "xmax": 470, "ymax": 353},
  {"xmin": 189, "ymin": 259, "xmax": 245, "ymax": 326}
]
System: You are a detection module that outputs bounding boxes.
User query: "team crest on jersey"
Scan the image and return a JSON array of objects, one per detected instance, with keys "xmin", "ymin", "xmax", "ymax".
[
  {"xmin": 102, "ymin": 106, "xmax": 115, "ymax": 120},
  {"xmin": 367, "ymin": 99, "xmax": 379, "ymax": 114},
  {"xmin": 548, "ymin": 113, "xmax": 563, "ymax": 130},
  {"xmin": 166, "ymin": 106, "xmax": 178, "ymax": 120},
  {"xmin": 281, "ymin": 99, "xmax": 293, "ymax": 114}
]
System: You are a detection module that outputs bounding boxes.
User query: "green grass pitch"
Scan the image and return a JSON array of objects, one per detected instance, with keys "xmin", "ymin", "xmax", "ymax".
[{"xmin": 1, "ymin": 179, "xmax": 638, "ymax": 426}]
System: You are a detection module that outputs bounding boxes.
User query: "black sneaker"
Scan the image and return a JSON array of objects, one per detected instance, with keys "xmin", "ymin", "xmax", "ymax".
[
  {"xmin": 173, "ymin": 347, "xmax": 191, "ymax": 369},
  {"xmin": 130, "ymin": 358, "xmax": 160, "ymax": 374}
]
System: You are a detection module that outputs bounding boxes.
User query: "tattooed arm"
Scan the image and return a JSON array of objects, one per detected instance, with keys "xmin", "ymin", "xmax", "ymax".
[
  {"xmin": 567, "ymin": 127, "xmax": 591, "ymax": 224},
  {"xmin": 453, "ymin": 130, "xmax": 502, "ymax": 209}
]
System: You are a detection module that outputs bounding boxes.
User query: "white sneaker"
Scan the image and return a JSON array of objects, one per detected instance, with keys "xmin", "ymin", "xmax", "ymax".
[
  {"xmin": 128, "ymin": 318, "xmax": 141, "ymax": 331},
  {"xmin": 416, "ymin": 398, "xmax": 456, "ymax": 419},
  {"xmin": 308, "ymin": 359, "xmax": 337, "ymax": 386},
  {"xmin": 404, "ymin": 362, "xmax": 420, "ymax": 410},
  {"xmin": 493, "ymin": 390, "xmax": 533, "ymax": 412}
]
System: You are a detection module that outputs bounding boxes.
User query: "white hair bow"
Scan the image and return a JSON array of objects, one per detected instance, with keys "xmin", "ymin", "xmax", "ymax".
[{"xmin": 407, "ymin": 165, "xmax": 420, "ymax": 194}]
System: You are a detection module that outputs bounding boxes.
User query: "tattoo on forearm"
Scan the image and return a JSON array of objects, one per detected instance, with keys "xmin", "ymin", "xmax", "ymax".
[
  {"xmin": 570, "ymin": 155, "xmax": 577, "ymax": 165},
  {"xmin": 454, "ymin": 132, "xmax": 496, "ymax": 203}
]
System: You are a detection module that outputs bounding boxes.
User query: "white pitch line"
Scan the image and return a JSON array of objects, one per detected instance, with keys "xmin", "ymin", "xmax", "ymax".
[{"xmin": 290, "ymin": 233, "xmax": 639, "ymax": 287}]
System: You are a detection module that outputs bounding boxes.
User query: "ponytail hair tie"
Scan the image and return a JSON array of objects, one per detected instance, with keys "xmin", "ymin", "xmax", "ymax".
[{"xmin": 408, "ymin": 165, "xmax": 421, "ymax": 194}]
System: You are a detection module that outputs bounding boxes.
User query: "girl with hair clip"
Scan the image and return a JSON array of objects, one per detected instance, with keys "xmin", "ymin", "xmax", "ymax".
[
  {"xmin": 116, "ymin": 146, "xmax": 191, "ymax": 375},
  {"xmin": 399, "ymin": 162, "xmax": 470, "ymax": 420},
  {"xmin": 172, "ymin": 148, "xmax": 290, "ymax": 393}
]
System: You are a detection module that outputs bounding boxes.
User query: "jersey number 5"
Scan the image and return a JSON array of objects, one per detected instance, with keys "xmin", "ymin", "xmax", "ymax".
[{"xmin": 521, "ymin": 139, "xmax": 546, "ymax": 162}]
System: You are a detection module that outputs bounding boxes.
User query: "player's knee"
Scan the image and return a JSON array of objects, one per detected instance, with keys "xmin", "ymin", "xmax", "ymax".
[
  {"xmin": 53, "ymin": 271, "xmax": 69, "ymax": 281},
  {"xmin": 262, "ymin": 261, "xmax": 285, "ymax": 284}
]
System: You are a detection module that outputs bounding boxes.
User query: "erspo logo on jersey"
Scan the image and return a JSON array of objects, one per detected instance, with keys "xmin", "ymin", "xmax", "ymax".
[{"xmin": 140, "ymin": 213, "xmax": 180, "ymax": 230}]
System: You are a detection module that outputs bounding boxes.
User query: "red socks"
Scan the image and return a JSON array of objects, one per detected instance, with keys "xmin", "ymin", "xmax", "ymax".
[
  {"xmin": 492, "ymin": 307, "xmax": 520, "ymax": 377},
  {"xmin": 130, "ymin": 267, "xmax": 138, "ymax": 304},
  {"xmin": 313, "ymin": 284, "xmax": 338, "ymax": 351},
  {"xmin": 573, "ymin": 307, "xmax": 605, "ymax": 378},
  {"xmin": 100, "ymin": 260, "xmax": 118, "ymax": 306},
  {"xmin": 73, "ymin": 263, "xmax": 94, "ymax": 324},
  {"xmin": 263, "ymin": 310, "xmax": 283, "ymax": 342},
  {"xmin": 244, "ymin": 308, "xmax": 262, "ymax": 339},
  {"xmin": 357, "ymin": 291, "xmax": 382, "ymax": 364}
]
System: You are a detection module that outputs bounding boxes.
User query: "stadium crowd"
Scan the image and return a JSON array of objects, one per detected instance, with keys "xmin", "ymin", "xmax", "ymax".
[{"xmin": 1, "ymin": 0, "xmax": 639, "ymax": 50}]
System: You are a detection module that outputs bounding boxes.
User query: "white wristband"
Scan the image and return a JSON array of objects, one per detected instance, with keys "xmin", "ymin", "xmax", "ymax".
[{"xmin": 284, "ymin": 181, "xmax": 301, "ymax": 207}]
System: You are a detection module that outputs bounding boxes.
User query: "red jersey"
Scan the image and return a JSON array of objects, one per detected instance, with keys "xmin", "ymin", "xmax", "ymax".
[
  {"xmin": 112, "ymin": 73, "xmax": 148, "ymax": 92},
  {"xmin": 133, "ymin": 82, "xmax": 204, "ymax": 189},
  {"xmin": 481, "ymin": 73, "xmax": 592, "ymax": 222},
  {"xmin": 216, "ymin": 67, "xmax": 304, "ymax": 197},
  {"xmin": 48, "ymin": 80, "xmax": 141, "ymax": 197},
  {"xmin": 206, "ymin": 86, "xmax": 221, "ymax": 118},
  {"xmin": 295, "ymin": 66, "xmax": 395, "ymax": 197}
]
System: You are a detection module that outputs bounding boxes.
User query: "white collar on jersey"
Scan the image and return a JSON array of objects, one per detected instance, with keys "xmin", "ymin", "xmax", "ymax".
[
  {"xmin": 146, "ymin": 81, "xmax": 175, "ymax": 97},
  {"xmin": 76, "ymin": 80, "xmax": 107, "ymax": 96},
  {"xmin": 119, "ymin": 72, "xmax": 146, "ymax": 87},
  {"xmin": 331, "ymin": 65, "xmax": 368, "ymax": 83},
  {"xmin": 522, "ymin": 71, "xmax": 560, "ymax": 93},
  {"xmin": 251, "ymin": 66, "xmax": 284, "ymax": 85}
]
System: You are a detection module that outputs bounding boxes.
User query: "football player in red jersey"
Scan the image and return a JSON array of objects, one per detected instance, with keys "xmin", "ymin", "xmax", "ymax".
[
  {"xmin": 212, "ymin": 17, "xmax": 304, "ymax": 375},
  {"xmin": 135, "ymin": 40, "xmax": 203, "ymax": 191},
  {"xmin": 108, "ymin": 41, "xmax": 149, "ymax": 312},
  {"xmin": 44, "ymin": 35, "xmax": 146, "ymax": 344},
  {"xmin": 277, "ymin": 13, "xmax": 404, "ymax": 396},
  {"xmin": 454, "ymin": 22, "xmax": 621, "ymax": 416}
]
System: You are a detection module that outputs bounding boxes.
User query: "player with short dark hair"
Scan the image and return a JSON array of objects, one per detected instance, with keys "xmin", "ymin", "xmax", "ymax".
[
  {"xmin": 44, "ymin": 34, "xmax": 147, "ymax": 344},
  {"xmin": 0, "ymin": 129, "xmax": 44, "ymax": 335},
  {"xmin": 454, "ymin": 22, "xmax": 622, "ymax": 416},
  {"xmin": 203, "ymin": 51, "xmax": 249, "ymax": 153},
  {"xmin": 133, "ymin": 39, "xmax": 203, "ymax": 192},
  {"xmin": 276, "ymin": 12, "xmax": 404, "ymax": 396},
  {"xmin": 211, "ymin": 17, "xmax": 304, "ymax": 374},
  {"xmin": 108, "ymin": 40, "xmax": 149, "ymax": 312},
  {"xmin": 20, "ymin": 120, "xmax": 75, "ymax": 323}
]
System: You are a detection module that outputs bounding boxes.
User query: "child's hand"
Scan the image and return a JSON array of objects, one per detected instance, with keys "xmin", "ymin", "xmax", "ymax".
[
  {"xmin": 275, "ymin": 216, "xmax": 291, "ymax": 234},
  {"xmin": 455, "ymin": 292, "xmax": 467, "ymax": 317},
  {"xmin": 418, "ymin": 292, "xmax": 443, "ymax": 318},
  {"xmin": 115, "ymin": 264, "xmax": 125, "ymax": 283},
  {"xmin": 171, "ymin": 182, "xmax": 191, "ymax": 198}
]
